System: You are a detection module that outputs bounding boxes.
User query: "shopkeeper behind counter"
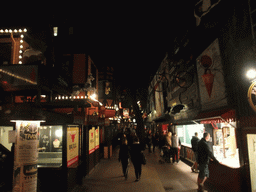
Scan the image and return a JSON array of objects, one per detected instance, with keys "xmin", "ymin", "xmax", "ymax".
[{"xmin": 213, "ymin": 123, "xmax": 240, "ymax": 168}]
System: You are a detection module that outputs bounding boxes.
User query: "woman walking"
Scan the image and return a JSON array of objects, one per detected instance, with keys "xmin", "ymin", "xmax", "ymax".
[
  {"xmin": 130, "ymin": 136, "xmax": 144, "ymax": 182},
  {"xmin": 119, "ymin": 138, "xmax": 130, "ymax": 180}
]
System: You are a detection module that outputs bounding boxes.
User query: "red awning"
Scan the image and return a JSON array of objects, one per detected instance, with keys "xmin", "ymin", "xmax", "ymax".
[{"xmin": 194, "ymin": 108, "xmax": 236, "ymax": 124}]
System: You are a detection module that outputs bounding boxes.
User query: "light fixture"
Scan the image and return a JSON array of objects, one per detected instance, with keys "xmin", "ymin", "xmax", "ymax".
[
  {"xmin": 246, "ymin": 69, "xmax": 256, "ymax": 80},
  {"xmin": 90, "ymin": 93, "xmax": 97, "ymax": 100},
  {"xmin": 55, "ymin": 129, "xmax": 62, "ymax": 137}
]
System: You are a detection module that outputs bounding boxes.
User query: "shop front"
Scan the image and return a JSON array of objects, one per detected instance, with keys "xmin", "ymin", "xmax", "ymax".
[
  {"xmin": 0, "ymin": 126, "xmax": 14, "ymax": 191},
  {"xmin": 37, "ymin": 123, "xmax": 83, "ymax": 192},
  {"xmin": 177, "ymin": 109, "xmax": 242, "ymax": 192}
]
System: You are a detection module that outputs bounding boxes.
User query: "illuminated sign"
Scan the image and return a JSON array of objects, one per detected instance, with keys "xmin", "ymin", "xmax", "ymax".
[
  {"xmin": 67, "ymin": 126, "xmax": 79, "ymax": 167},
  {"xmin": 248, "ymin": 81, "xmax": 256, "ymax": 113}
]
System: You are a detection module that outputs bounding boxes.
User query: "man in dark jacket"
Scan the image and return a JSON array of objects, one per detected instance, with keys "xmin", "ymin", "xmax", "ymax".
[
  {"xmin": 191, "ymin": 132, "xmax": 200, "ymax": 172},
  {"xmin": 197, "ymin": 132, "xmax": 219, "ymax": 192}
]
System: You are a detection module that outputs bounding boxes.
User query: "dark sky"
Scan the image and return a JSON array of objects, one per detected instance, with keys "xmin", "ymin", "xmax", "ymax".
[
  {"xmin": 81, "ymin": 3, "xmax": 195, "ymax": 89},
  {"xmin": 8, "ymin": 3, "xmax": 195, "ymax": 89}
]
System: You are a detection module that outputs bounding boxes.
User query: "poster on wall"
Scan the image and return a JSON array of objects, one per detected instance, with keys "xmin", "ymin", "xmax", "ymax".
[
  {"xmin": 95, "ymin": 127, "xmax": 99, "ymax": 150},
  {"xmin": 89, "ymin": 127, "xmax": 95, "ymax": 154},
  {"xmin": 196, "ymin": 38, "xmax": 228, "ymax": 111},
  {"xmin": 12, "ymin": 121, "xmax": 40, "ymax": 192},
  {"xmin": 155, "ymin": 83, "xmax": 164, "ymax": 117},
  {"xmin": 67, "ymin": 126, "xmax": 79, "ymax": 167},
  {"xmin": 123, "ymin": 108, "xmax": 129, "ymax": 118}
]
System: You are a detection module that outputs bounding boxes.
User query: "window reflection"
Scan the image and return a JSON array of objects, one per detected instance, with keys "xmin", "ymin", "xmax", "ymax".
[{"xmin": 38, "ymin": 126, "xmax": 62, "ymax": 167}]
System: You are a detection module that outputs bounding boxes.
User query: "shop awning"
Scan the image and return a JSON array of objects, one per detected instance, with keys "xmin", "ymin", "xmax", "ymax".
[{"xmin": 193, "ymin": 108, "xmax": 236, "ymax": 124}]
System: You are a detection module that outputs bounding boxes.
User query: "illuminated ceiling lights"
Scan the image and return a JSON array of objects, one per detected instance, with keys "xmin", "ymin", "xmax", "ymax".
[
  {"xmin": 0, "ymin": 28, "xmax": 27, "ymax": 64},
  {"xmin": 55, "ymin": 95, "xmax": 88, "ymax": 100}
]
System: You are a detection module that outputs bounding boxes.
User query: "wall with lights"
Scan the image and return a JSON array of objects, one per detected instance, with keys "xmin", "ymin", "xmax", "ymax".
[{"xmin": 0, "ymin": 28, "xmax": 27, "ymax": 65}]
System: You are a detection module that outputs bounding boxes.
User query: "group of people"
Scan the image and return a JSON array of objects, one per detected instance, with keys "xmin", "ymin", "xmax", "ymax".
[
  {"xmin": 145, "ymin": 129, "xmax": 182, "ymax": 164},
  {"xmin": 118, "ymin": 128, "xmax": 220, "ymax": 191},
  {"xmin": 191, "ymin": 132, "xmax": 220, "ymax": 192},
  {"xmin": 118, "ymin": 130, "xmax": 144, "ymax": 182},
  {"xmin": 160, "ymin": 131, "xmax": 181, "ymax": 164}
]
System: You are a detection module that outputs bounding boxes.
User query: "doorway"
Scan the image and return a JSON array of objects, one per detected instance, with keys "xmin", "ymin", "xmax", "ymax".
[{"xmin": 247, "ymin": 134, "xmax": 256, "ymax": 192}]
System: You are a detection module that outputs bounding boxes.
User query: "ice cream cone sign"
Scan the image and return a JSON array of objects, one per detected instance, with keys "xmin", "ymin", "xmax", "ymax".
[
  {"xmin": 202, "ymin": 71, "xmax": 214, "ymax": 97},
  {"xmin": 200, "ymin": 55, "xmax": 215, "ymax": 98}
]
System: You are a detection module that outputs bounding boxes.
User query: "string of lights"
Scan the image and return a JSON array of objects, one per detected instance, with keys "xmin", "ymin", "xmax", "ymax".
[{"xmin": 0, "ymin": 28, "xmax": 27, "ymax": 64}]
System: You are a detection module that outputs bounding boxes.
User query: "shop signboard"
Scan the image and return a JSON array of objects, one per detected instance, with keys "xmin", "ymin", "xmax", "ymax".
[
  {"xmin": 95, "ymin": 126, "xmax": 99, "ymax": 150},
  {"xmin": 123, "ymin": 108, "xmax": 129, "ymax": 118},
  {"xmin": 154, "ymin": 83, "xmax": 164, "ymax": 117},
  {"xmin": 12, "ymin": 121, "xmax": 41, "ymax": 192},
  {"xmin": 67, "ymin": 126, "xmax": 79, "ymax": 167},
  {"xmin": 196, "ymin": 38, "xmax": 228, "ymax": 111},
  {"xmin": 248, "ymin": 81, "xmax": 256, "ymax": 114},
  {"xmin": 89, "ymin": 127, "xmax": 95, "ymax": 154}
]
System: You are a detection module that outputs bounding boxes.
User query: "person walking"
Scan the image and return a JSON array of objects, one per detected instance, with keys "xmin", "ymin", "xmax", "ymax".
[
  {"xmin": 191, "ymin": 132, "xmax": 200, "ymax": 173},
  {"xmin": 152, "ymin": 132, "xmax": 159, "ymax": 153},
  {"xmin": 171, "ymin": 132, "xmax": 181, "ymax": 163},
  {"xmin": 118, "ymin": 138, "xmax": 130, "ymax": 180},
  {"xmin": 197, "ymin": 132, "xmax": 219, "ymax": 192},
  {"xmin": 163, "ymin": 132, "xmax": 172, "ymax": 163},
  {"xmin": 130, "ymin": 136, "xmax": 144, "ymax": 182},
  {"xmin": 146, "ymin": 130, "xmax": 153, "ymax": 153}
]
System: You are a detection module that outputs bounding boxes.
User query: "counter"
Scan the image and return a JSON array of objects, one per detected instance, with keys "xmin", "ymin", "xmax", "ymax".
[{"xmin": 181, "ymin": 145, "xmax": 243, "ymax": 192}]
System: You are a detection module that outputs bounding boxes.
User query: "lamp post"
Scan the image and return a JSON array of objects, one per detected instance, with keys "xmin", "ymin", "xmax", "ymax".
[{"xmin": 11, "ymin": 105, "xmax": 45, "ymax": 192}]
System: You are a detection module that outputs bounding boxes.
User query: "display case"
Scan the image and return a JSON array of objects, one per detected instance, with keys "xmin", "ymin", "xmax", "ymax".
[
  {"xmin": 213, "ymin": 122, "xmax": 240, "ymax": 168},
  {"xmin": 38, "ymin": 125, "xmax": 63, "ymax": 167}
]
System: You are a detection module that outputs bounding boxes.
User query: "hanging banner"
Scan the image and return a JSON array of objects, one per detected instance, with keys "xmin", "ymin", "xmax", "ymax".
[
  {"xmin": 95, "ymin": 126, "xmax": 99, "ymax": 150},
  {"xmin": 89, "ymin": 127, "xmax": 95, "ymax": 154},
  {"xmin": 196, "ymin": 38, "xmax": 228, "ymax": 111},
  {"xmin": 12, "ymin": 121, "xmax": 40, "ymax": 192},
  {"xmin": 67, "ymin": 126, "xmax": 79, "ymax": 167}
]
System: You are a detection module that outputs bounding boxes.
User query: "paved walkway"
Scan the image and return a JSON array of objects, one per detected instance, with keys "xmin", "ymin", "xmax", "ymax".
[{"xmin": 72, "ymin": 147, "xmax": 218, "ymax": 192}]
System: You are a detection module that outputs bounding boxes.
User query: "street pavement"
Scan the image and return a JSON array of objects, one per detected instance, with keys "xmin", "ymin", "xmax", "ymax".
[{"xmin": 72, "ymin": 146, "xmax": 219, "ymax": 192}]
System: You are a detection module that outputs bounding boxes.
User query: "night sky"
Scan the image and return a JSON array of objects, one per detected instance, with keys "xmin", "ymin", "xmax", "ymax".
[{"xmin": 7, "ymin": 3, "xmax": 195, "ymax": 90}]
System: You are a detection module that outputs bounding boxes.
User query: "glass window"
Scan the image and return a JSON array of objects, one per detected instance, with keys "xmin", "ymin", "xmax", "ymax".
[
  {"xmin": 177, "ymin": 124, "xmax": 204, "ymax": 146},
  {"xmin": 0, "ymin": 126, "xmax": 13, "ymax": 151},
  {"xmin": 38, "ymin": 126, "xmax": 63, "ymax": 167}
]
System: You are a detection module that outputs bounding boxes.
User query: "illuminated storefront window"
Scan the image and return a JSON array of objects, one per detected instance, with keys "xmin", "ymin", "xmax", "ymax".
[
  {"xmin": 0, "ymin": 126, "xmax": 13, "ymax": 151},
  {"xmin": 213, "ymin": 122, "xmax": 240, "ymax": 168},
  {"xmin": 176, "ymin": 124, "xmax": 204, "ymax": 146},
  {"xmin": 38, "ymin": 126, "xmax": 63, "ymax": 167}
]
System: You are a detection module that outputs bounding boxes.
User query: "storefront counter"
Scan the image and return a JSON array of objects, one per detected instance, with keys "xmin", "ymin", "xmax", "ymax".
[
  {"xmin": 38, "ymin": 152, "xmax": 62, "ymax": 167},
  {"xmin": 180, "ymin": 145, "xmax": 242, "ymax": 192},
  {"xmin": 207, "ymin": 161, "xmax": 242, "ymax": 192}
]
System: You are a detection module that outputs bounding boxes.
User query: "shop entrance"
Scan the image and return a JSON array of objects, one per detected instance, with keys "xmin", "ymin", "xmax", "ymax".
[{"xmin": 247, "ymin": 134, "xmax": 256, "ymax": 192}]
